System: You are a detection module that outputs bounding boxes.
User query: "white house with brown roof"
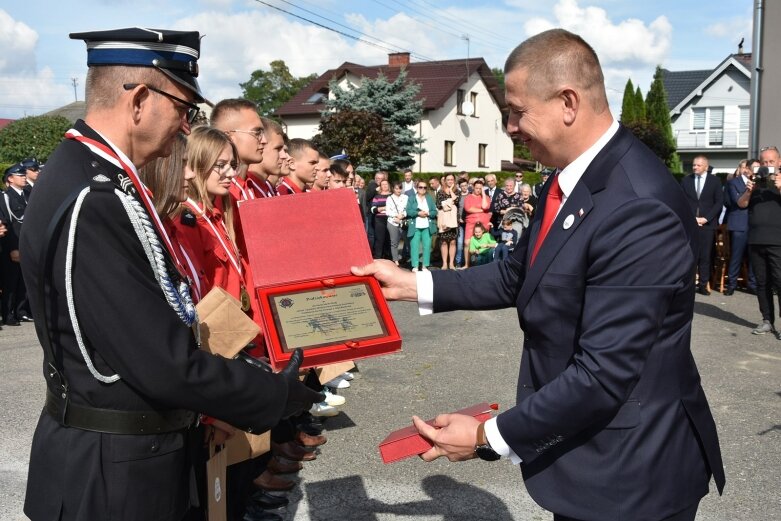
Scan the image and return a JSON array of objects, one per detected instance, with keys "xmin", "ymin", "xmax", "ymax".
[
  {"xmin": 276, "ymin": 53, "xmax": 514, "ymax": 173},
  {"xmin": 663, "ymin": 53, "xmax": 752, "ymax": 173}
]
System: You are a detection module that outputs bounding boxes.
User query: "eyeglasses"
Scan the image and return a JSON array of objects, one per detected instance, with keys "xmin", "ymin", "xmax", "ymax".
[
  {"xmin": 417, "ymin": 185, "xmax": 427, "ymax": 189},
  {"xmin": 123, "ymin": 83, "xmax": 200, "ymax": 124},
  {"xmin": 515, "ymin": 174, "xmax": 523, "ymax": 178},
  {"xmin": 226, "ymin": 128, "xmax": 265, "ymax": 141},
  {"xmin": 760, "ymin": 146, "xmax": 779, "ymax": 152},
  {"xmin": 212, "ymin": 161, "xmax": 238, "ymax": 176}
]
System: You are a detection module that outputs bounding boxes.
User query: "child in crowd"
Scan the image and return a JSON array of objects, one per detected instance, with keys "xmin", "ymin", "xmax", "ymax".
[
  {"xmin": 469, "ymin": 222, "xmax": 496, "ymax": 266},
  {"xmin": 494, "ymin": 218, "xmax": 518, "ymax": 261}
]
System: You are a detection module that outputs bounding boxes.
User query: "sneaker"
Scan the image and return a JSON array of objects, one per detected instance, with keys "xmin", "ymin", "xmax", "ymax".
[
  {"xmin": 411, "ymin": 267, "xmax": 419, "ymax": 272},
  {"xmin": 340, "ymin": 371, "xmax": 355, "ymax": 381},
  {"xmin": 422, "ymin": 266, "xmax": 429, "ymax": 271},
  {"xmin": 323, "ymin": 388, "xmax": 346, "ymax": 406},
  {"xmin": 325, "ymin": 376, "xmax": 350, "ymax": 389},
  {"xmin": 310, "ymin": 402, "xmax": 339, "ymax": 417},
  {"xmin": 752, "ymin": 320, "xmax": 774, "ymax": 335}
]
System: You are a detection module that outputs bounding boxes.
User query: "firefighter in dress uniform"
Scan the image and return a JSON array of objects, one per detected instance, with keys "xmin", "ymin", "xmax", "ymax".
[{"xmin": 20, "ymin": 28, "xmax": 323, "ymax": 521}]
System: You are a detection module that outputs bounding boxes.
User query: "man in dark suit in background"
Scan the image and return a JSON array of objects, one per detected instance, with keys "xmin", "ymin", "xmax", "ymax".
[
  {"xmin": 724, "ymin": 159, "xmax": 756, "ymax": 295},
  {"xmin": 354, "ymin": 28, "xmax": 724, "ymax": 521},
  {"xmin": 681, "ymin": 155, "xmax": 724, "ymax": 295}
]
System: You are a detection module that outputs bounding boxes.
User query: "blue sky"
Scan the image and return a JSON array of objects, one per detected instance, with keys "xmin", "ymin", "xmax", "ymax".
[{"xmin": 0, "ymin": 0, "xmax": 754, "ymax": 119}]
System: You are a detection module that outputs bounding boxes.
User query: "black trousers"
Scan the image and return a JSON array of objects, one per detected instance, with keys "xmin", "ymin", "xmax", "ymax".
[
  {"xmin": 749, "ymin": 243, "xmax": 781, "ymax": 323},
  {"xmin": 1, "ymin": 256, "xmax": 26, "ymax": 321},
  {"xmin": 696, "ymin": 226, "xmax": 715, "ymax": 290},
  {"xmin": 553, "ymin": 500, "xmax": 699, "ymax": 521},
  {"xmin": 373, "ymin": 216, "xmax": 390, "ymax": 259}
]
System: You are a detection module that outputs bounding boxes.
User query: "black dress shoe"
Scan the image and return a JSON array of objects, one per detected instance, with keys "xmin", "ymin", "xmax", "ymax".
[
  {"xmin": 4, "ymin": 318, "xmax": 20, "ymax": 326},
  {"xmin": 244, "ymin": 503, "xmax": 284, "ymax": 521},
  {"xmin": 251, "ymin": 490, "xmax": 290, "ymax": 509},
  {"xmin": 696, "ymin": 287, "xmax": 710, "ymax": 296},
  {"xmin": 19, "ymin": 315, "xmax": 34, "ymax": 322},
  {"xmin": 723, "ymin": 288, "xmax": 735, "ymax": 296}
]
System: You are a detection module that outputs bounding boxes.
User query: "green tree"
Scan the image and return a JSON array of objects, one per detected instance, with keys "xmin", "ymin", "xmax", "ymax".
[
  {"xmin": 624, "ymin": 120, "xmax": 674, "ymax": 164},
  {"xmin": 620, "ymin": 78, "xmax": 636, "ymax": 124},
  {"xmin": 240, "ymin": 60, "xmax": 316, "ymax": 117},
  {"xmin": 492, "ymin": 67, "xmax": 505, "ymax": 92},
  {"xmin": 634, "ymin": 86, "xmax": 646, "ymax": 121},
  {"xmin": 325, "ymin": 68, "xmax": 425, "ymax": 170},
  {"xmin": 312, "ymin": 110, "xmax": 398, "ymax": 170},
  {"xmin": 0, "ymin": 115, "xmax": 72, "ymax": 163},
  {"xmin": 645, "ymin": 66, "xmax": 682, "ymax": 172}
]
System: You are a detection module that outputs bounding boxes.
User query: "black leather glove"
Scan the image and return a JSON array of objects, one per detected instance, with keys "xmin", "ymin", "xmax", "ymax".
[{"xmin": 279, "ymin": 349, "xmax": 326, "ymax": 419}]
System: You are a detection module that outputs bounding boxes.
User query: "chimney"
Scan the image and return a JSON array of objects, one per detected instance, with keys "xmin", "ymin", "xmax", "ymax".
[
  {"xmin": 388, "ymin": 52, "xmax": 410, "ymax": 67},
  {"xmin": 738, "ymin": 37, "xmax": 745, "ymax": 55}
]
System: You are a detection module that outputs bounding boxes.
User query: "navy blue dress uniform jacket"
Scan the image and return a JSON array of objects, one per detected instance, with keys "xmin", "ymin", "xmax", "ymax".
[
  {"xmin": 20, "ymin": 120, "xmax": 289, "ymax": 521},
  {"xmin": 430, "ymin": 126, "xmax": 725, "ymax": 521},
  {"xmin": 725, "ymin": 176, "xmax": 749, "ymax": 232}
]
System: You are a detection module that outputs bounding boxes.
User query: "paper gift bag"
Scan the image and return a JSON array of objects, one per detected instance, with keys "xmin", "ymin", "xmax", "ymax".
[
  {"xmin": 206, "ymin": 442, "xmax": 227, "ymax": 521},
  {"xmin": 316, "ymin": 361, "xmax": 356, "ymax": 385},
  {"xmin": 197, "ymin": 287, "xmax": 260, "ymax": 358},
  {"xmin": 225, "ymin": 430, "xmax": 271, "ymax": 467}
]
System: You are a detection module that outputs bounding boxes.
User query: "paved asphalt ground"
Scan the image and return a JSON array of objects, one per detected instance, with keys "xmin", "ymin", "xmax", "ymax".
[{"xmin": 1, "ymin": 287, "xmax": 779, "ymax": 520}]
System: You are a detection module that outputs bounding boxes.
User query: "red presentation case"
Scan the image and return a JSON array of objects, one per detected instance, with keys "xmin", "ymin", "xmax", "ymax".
[
  {"xmin": 238, "ymin": 188, "xmax": 402, "ymax": 371},
  {"xmin": 378, "ymin": 403, "xmax": 498, "ymax": 464}
]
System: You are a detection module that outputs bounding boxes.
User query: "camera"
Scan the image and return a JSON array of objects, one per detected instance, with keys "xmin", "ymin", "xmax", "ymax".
[{"xmin": 753, "ymin": 165, "xmax": 776, "ymax": 180}]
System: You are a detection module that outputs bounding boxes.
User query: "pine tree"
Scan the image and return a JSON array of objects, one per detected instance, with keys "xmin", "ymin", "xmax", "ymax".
[
  {"xmin": 324, "ymin": 69, "xmax": 425, "ymax": 170},
  {"xmin": 645, "ymin": 66, "xmax": 682, "ymax": 172},
  {"xmin": 634, "ymin": 86, "xmax": 646, "ymax": 121},
  {"xmin": 620, "ymin": 79, "xmax": 636, "ymax": 124}
]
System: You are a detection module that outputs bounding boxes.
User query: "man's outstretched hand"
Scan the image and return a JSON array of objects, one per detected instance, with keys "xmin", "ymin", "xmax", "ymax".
[
  {"xmin": 412, "ymin": 413, "xmax": 481, "ymax": 462},
  {"xmin": 351, "ymin": 259, "xmax": 419, "ymax": 302}
]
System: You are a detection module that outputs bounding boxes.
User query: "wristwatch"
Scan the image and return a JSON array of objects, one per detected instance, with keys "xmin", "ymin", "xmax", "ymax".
[{"xmin": 475, "ymin": 421, "xmax": 501, "ymax": 461}]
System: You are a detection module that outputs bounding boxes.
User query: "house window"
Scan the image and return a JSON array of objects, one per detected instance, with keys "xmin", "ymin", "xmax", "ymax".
[
  {"xmin": 708, "ymin": 107, "xmax": 724, "ymax": 146},
  {"xmin": 470, "ymin": 92, "xmax": 478, "ymax": 117},
  {"xmin": 304, "ymin": 90, "xmax": 327, "ymax": 105},
  {"xmin": 456, "ymin": 89, "xmax": 465, "ymax": 115},
  {"xmin": 692, "ymin": 108, "xmax": 706, "ymax": 130},
  {"xmin": 444, "ymin": 141, "xmax": 455, "ymax": 166},
  {"xmin": 478, "ymin": 143, "xmax": 487, "ymax": 167},
  {"xmin": 691, "ymin": 106, "xmax": 724, "ymax": 146}
]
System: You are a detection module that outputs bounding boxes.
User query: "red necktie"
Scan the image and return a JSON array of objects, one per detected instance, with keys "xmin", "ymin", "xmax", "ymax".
[{"xmin": 530, "ymin": 174, "xmax": 562, "ymax": 266}]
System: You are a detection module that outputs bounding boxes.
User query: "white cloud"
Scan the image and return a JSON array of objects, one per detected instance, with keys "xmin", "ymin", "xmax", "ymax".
[
  {"xmin": 172, "ymin": 9, "xmax": 406, "ymax": 103},
  {"xmin": 519, "ymin": 0, "xmax": 673, "ymax": 117},
  {"xmin": 0, "ymin": 9, "xmax": 38, "ymax": 74},
  {"xmin": 0, "ymin": 10, "xmax": 74, "ymax": 118},
  {"xmin": 524, "ymin": 0, "xmax": 672, "ymax": 67},
  {"xmin": 706, "ymin": 16, "xmax": 753, "ymax": 46}
]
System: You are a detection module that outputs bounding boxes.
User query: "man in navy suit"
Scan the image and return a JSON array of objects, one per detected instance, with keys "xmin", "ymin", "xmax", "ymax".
[
  {"xmin": 681, "ymin": 155, "xmax": 724, "ymax": 295},
  {"xmin": 354, "ymin": 29, "xmax": 724, "ymax": 521},
  {"xmin": 724, "ymin": 159, "xmax": 757, "ymax": 295}
]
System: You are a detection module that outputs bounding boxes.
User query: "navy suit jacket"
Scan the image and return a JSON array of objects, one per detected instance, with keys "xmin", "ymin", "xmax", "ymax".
[
  {"xmin": 431, "ymin": 126, "xmax": 724, "ymax": 520},
  {"xmin": 681, "ymin": 173, "xmax": 724, "ymax": 227},
  {"xmin": 725, "ymin": 176, "xmax": 749, "ymax": 231}
]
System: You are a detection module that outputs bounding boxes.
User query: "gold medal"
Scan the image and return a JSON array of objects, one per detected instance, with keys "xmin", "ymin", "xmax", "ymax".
[{"xmin": 240, "ymin": 286, "xmax": 251, "ymax": 312}]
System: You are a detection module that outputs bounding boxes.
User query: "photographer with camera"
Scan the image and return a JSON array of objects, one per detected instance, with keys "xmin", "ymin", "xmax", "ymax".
[{"xmin": 737, "ymin": 146, "xmax": 781, "ymax": 337}]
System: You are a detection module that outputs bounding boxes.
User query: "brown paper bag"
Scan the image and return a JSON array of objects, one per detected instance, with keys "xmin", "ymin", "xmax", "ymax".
[
  {"xmin": 196, "ymin": 287, "xmax": 260, "ymax": 358},
  {"xmin": 316, "ymin": 361, "xmax": 356, "ymax": 385},
  {"xmin": 226, "ymin": 430, "xmax": 271, "ymax": 466},
  {"xmin": 206, "ymin": 442, "xmax": 227, "ymax": 521}
]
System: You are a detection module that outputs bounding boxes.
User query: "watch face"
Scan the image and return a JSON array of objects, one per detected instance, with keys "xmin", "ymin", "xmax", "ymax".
[{"xmin": 475, "ymin": 445, "xmax": 501, "ymax": 461}]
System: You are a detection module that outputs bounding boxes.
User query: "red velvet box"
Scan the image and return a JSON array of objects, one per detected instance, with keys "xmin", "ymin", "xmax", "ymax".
[
  {"xmin": 238, "ymin": 189, "xmax": 402, "ymax": 370},
  {"xmin": 378, "ymin": 403, "xmax": 498, "ymax": 464}
]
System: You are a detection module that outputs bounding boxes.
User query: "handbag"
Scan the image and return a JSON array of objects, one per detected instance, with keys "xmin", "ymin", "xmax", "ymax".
[
  {"xmin": 207, "ymin": 442, "xmax": 228, "ymax": 521},
  {"xmin": 437, "ymin": 198, "xmax": 458, "ymax": 232}
]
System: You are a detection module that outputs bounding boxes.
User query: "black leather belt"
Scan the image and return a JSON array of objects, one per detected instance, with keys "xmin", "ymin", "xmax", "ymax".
[{"xmin": 46, "ymin": 388, "xmax": 195, "ymax": 435}]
